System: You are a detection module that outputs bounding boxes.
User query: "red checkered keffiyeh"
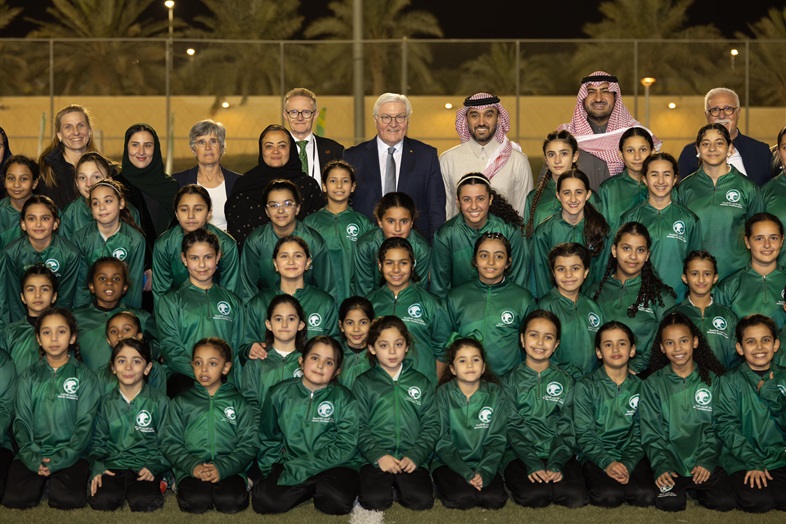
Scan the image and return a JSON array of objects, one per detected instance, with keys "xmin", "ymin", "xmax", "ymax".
[
  {"xmin": 455, "ymin": 93, "xmax": 521, "ymax": 181},
  {"xmin": 558, "ymin": 71, "xmax": 661, "ymax": 175}
]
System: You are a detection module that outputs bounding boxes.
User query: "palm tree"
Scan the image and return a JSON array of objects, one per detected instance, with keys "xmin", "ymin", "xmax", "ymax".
[
  {"xmin": 573, "ymin": 0, "xmax": 726, "ymax": 96},
  {"xmin": 303, "ymin": 0, "xmax": 443, "ymax": 95},
  {"xmin": 456, "ymin": 42, "xmax": 557, "ymax": 96},
  {"xmin": 736, "ymin": 8, "xmax": 786, "ymax": 106},
  {"xmin": 0, "ymin": 0, "xmax": 20, "ymax": 30},
  {"xmin": 26, "ymin": 0, "xmax": 173, "ymax": 96},
  {"xmin": 0, "ymin": 0, "xmax": 33, "ymax": 95},
  {"xmin": 180, "ymin": 0, "xmax": 302, "ymax": 104}
]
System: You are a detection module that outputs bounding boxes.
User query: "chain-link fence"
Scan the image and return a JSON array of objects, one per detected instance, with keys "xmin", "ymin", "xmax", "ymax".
[{"xmin": 1, "ymin": 38, "xmax": 783, "ymax": 173}]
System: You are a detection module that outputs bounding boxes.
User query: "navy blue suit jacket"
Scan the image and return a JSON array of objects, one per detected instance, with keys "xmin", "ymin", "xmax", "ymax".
[
  {"xmin": 678, "ymin": 132, "xmax": 776, "ymax": 186},
  {"xmin": 343, "ymin": 136, "xmax": 446, "ymax": 240}
]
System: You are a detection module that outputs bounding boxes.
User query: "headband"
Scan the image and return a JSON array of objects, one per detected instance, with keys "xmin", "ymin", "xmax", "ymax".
[
  {"xmin": 581, "ymin": 74, "xmax": 618, "ymax": 84},
  {"xmin": 463, "ymin": 95, "xmax": 500, "ymax": 107}
]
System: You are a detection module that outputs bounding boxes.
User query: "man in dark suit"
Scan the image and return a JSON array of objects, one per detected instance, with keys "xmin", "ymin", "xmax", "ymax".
[
  {"xmin": 678, "ymin": 87, "xmax": 775, "ymax": 186},
  {"xmin": 343, "ymin": 92, "xmax": 446, "ymax": 240},
  {"xmin": 284, "ymin": 87, "xmax": 344, "ymax": 186}
]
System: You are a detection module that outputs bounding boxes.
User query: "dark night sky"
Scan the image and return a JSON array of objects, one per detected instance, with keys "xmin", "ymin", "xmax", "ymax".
[{"xmin": 3, "ymin": 0, "xmax": 782, "ymax": 39}]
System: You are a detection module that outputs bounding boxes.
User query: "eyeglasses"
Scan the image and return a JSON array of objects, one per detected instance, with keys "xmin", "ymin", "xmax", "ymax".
[
  {"xmin": 376, "ymin": 114, "xmax": 408, "ymax": 124},
  {"xmin": 266, "ymin": 200, "xmax": 297, "ymax": 210},
  {"xmin": 285, "ymin": 109, "xmax": 315, "ymax": 119},
  {"xmin": 707, "ymin": 106, "xmax": 738, "ymax": 117},
  {"xmin": 194, "ymin": 138, "xmax": 220, "ymax": 148}
]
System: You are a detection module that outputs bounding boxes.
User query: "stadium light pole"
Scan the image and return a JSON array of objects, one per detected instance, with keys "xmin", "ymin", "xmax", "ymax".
[{"xmin": 640, "ymin": 77, "xmax": 656, "ymax": 129}]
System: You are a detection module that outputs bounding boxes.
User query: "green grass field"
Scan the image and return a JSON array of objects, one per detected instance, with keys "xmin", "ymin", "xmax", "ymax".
[{"xmin": 0, "ymin": 494, "xmax": 781, "ymax": 523}]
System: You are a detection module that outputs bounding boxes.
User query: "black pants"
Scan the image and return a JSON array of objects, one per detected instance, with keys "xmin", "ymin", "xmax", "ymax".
[
  {"xmin": 89, "ymin": 468, "xmax": 164, "ymax": 512},
  {"xmin": 582, "ymin": 459, "xmax": 657, "ymax": 507},
  {"xmin": 358, "ymin": 463, "xmax": 434, "ymax": 511},
  {"xmin": 176, "ymin": 474, "xmax": 248, "ymax": 514},
  {"xmin": 504, "ymin": 457, "xmax": 588, "ymax": 508},
  {"xmin": 655, "ymin": 467, "xmax": 735, "ymax": 512},
  {"xmin": 432, "ymin": 465, "xmax": 507, "ymax": 510},
  {"xmin": 729, "ymin": 466, "xmax": 786, "ymax": 513},
  {"xmin": 252, "ymin": 463, "xmax": 358, "ymax": 515},
  {"xmin": 0, "ymin": 448, "xmax": 13, "ymax": 500},
  {"xmin": 1, "ymin": 458, "xmax": 89, "ymax": 509}
]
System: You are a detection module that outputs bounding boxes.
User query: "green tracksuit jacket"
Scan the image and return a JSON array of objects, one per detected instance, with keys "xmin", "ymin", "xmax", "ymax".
[
  {"xmin": 338, "ymin": 341, "xmax": 371, "ymax": 390},
  {"xmin": 240, "ymin": 349, "xmax": 303, "ymax": 412},
  {"xmin": 0, "ymin": 318, "xmax": 39, "ymax": 374},
  {"xmin": 503, "ymin": 363, "xmax": 576, "ymax": 474},
  {"xmin": 597, "ymin": 169, "xmax": 649, "ymax": 235},
  {"xmin": 258, "ymin": 378, "xmax": 360, "ymax": 485},
  {"xmin": 675, "ymin": 166, "xmax": 763, "ymax": 280},
  {"xmin": 303, "ymin": 206, "xmax": 374, "ymax": 305},
  {"xmin": 155, "ymin": 281, "xmax": 245, "ymax": 384},
  {"xmin": 239, "ymin": 221, "xmax": 336, "ymax": 302},
  {"xmin": 72, "ymin": 301, "xmax": 158, "ymax": 373},
  {"xmin": 523, "ymin": 179, "xmax": 601, "ymax": 235},
  {"xmin": 244, "ymin": 283, "xmax": 338, "ymax": 353},
  {"xmin": 0, "ymin": 349, "xmax": 16, "ymax": 453},
  {"xmin": 666, "ymin": 298, "xmax": 740, "ymax": 370},
  {"xmin": 0, "ymin": 197, "xmax": 21, "ymax": 248},
  {"xmin": 88, "ymin": 383, "xmax": 170, "ymax": 477},
  {"xmin": 161, "ymin": 382, "xmax": 258, "ymax": 483},
  {"xmin": 761, "ymin": 172, "xmax": 786, "ymax": 267},
  {"xmin": 573, "ymin": 367, "xmax": 644, "ymax": 471},
  {"xmin": 714, "ymin": 264, "xmax": 786, "ymax": 330},
  {"xmin": 430, "ymin": 213, "xmax": 529, "ymax": 298},
  {"xmin": 588, "ymin": 274, "xmax": 676, "ymax": 373},
  {"xmin": 152, "ymin": 223, "xmax": 240, "ymax": 304},
  {"xmin": 14, "ymin": 357, "xmax": 99, "ymax": 473},
  {"xmin": 73, "ymin": 222, "xmax": 147, "ymax": 309},
  {"xmin": 620, "ymin": 201, "xmax": 702, "ymax": 301},
  {"xmin": 59, "ymin": 197, "xmax": 142, "ymax": 239},
  {"xmin": 446, "ymin": 278, "xmax": 534, "ymax": 378},
  {"xmin": 3, "ymin": 233, "xmax": 83, "ymax": 320},
  {"xmin": 366, "ymin": 283, "xmax": 450, "ymax": 383},
  {"xmin": 431, "ymin": 380, "xmax": 509, "ymax": 486},
  {"xmin": 715, "ymin": 363, "xmax": 786, "ymax": 474},
  {"xmin": 531, "ymin": 213, "xmax": 608, "ymax": 298},
  {"xmin": 352, "ymin": 362, "xmax": 439, "ymax": 468},
  {"xmin": 639, "ymin": 365, "xmax": 722, "ymax": 478},
  {"xmin": 353, "ymin": 227, "xmax": 431, "ymax": 297},
  {"xmin": 536, "ymin": 288, "xmax": 604, "ymax": 379}
]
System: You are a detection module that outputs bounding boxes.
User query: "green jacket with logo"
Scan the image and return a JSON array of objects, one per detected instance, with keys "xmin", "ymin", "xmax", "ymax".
[
  {"xmin": 366, "ymin": 283, "xmax": 450, "ymax": 383},
  {"xmin": 155, "ymin": 281, "xmax": 245, "ymax": 384},
  {"xmin": 621, "ymin": 201, "xmax": 702, "ymax": 301},
  {"xmin": 715, "ymin": 363, "xmax": 786, "ymax": 474},
  {"xmin": 161, "ymin": 382, "xmax": 258, "ymax": 483},
  {"xmin": 352, "ymin": 362, "xmax": 439, "ymax": 468},
  {"xmin": 73, "ymin": 222, "xmax": 147, "ymax": 309},
  {"xmin": 667, "ymin": 298, "xmax": 740, "ymax": 370},
  {"xmin": 72, "ymin": 301, "xmax": 158, "ymax": 373},
  {"xmin": 14, "ymin": 357, "xmax": 99, "ymax": 473},
  {"xmin": 0, "ymin": 349, "xmax": 16, "ymax": 452},
  {"xmin": 446, "ymin": 278, "xmax": 534, "ymax": 378},
  {"xmin": 536, "ymin": 288, "xmax": 604, "ymax": 379},
  {"xmin": 675, "ymin": 166, "xmax": 763, "ymax": 280},
  {"xmin": 430, "ymin": 213, "xmax": 529, "ymax": 298},
  {"xmin": 761, "ymin": 172, "xmax": 786, "ymax": 267},
  {"xmin": 353, "ymin": 227, "xmax": 431, "ymax": 297},
  {"xmin": 239, "ymin": 221, "xmax": 336, "ymax": 302},
  {"xmin": 60, "ymin": 197, "xmax": 142, "ymax": 239},
  {"xmin": 503, "ymin": 363, "xmax": 576, "ymax": 474},
  {"xmin": 714, "ymin": 264, "xmax": 786, "ymax": 330},
  {"xmin": 243, "ymin": 283, "xmax": 338, "ymax": 357},
  {"xmin": 431, "ymin": 380, "xmax": 509, "ymax": 486},
  {"xmin": 240, "ymin": 350, "xmax": 303, "ymax": 412},
  {"xmin": 258, "ymin": 378, "xmax": 360, "ymax": 486},
  {"xmin": 597, "ymin": 170, "xmax": 650, "ymax": 234},
  {"xmin": 0, "ymin": 197, "xmax": 21, "ymax": 249},
  {"xmin": 88, "ymin": 383, "xmax": 170, "ymax": 477},
  {"xmin": 588, "ymin": 274, "xmax": 676, "ymax": 373},
  {"xmin": 0, "ymin": 318, "xmax": 39, "ymax": 375},
  {"xmin": 531, "ymin": 213, "xmax": 609, "ymax": 298},
  {"xmin": 3, "ymin": 233, "xmax": 84, "ymax": 320},
  {"xmin": 338, "ymin": 341, "xmax": 371, "ymax": 390},
  {"xmin": 573, "ymin": 367, "xmax": 644, "ymax": 471},
  {"xmin": 639, "ymin": 365, "xmax": 722, "ymax": 478},
  {"xmin": 303, "ymin": 206, "xmax": 374, "ymax": 305},
  {"xmin": 152, "ymin": 223, "xmax": 240, "ymax": 305}
]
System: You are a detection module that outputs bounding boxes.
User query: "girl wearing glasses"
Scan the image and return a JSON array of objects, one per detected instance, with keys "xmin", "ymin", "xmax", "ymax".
[{"xmin": 238, "ymin": 178, "xmax": 336, "ymax": 302}]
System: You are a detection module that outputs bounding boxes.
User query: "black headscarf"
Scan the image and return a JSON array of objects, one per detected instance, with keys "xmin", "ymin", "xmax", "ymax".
[
  {"xmin": 226, "ymin": 124, "xmax": 324, "ymax": 247},
  {"xmin": 118, "ymin": 123, "xmax": 179, "ymax": 237},
  {"xmin": 0, "ymin": 127, "xmax": 11, "ymax": 168}
]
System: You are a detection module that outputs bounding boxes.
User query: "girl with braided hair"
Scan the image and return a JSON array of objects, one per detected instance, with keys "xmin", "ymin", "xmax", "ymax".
[{"xmin": 587, "ymin": 221, "xmax": 675, "ymax": 374}]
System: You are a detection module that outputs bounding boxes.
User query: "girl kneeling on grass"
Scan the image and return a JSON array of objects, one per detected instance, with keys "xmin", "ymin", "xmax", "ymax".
[
  {"xmin": 432, "ymin": 338, "xmax": 508, "ymax": 510},
  {"xmin": 253, "ymin": 335, "xmax": 360, "ymax": 515}
]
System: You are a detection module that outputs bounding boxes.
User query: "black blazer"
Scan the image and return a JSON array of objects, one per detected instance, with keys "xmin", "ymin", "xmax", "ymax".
[{"xmin": 172, "ymin": 165, "xmax": 240, "ymax": 197}]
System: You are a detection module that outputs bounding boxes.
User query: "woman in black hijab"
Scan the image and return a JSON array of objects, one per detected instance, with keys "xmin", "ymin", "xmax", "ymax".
[{"xmin": 226, "ymin": 124, "xmax": 324, "ymax": 247}]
